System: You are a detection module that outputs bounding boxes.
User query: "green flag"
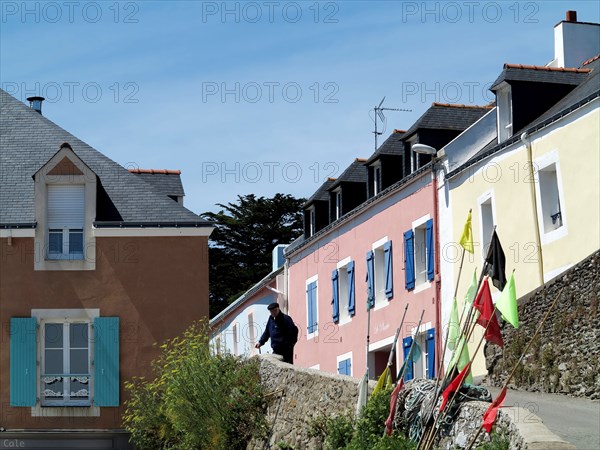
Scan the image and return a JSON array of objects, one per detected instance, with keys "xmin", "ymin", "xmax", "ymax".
[
  {"xmin": 449, "ymin": 335, "xmax": 473, "ymax": 384},
  {"xmin": 465, "ymin": 268, "xmax": 478, "ymax": 305},
  {"xmin": 409, "ymin": 340, "xmax": 422, "ymax": 363},
  {"xmin": 496, "ymin": 272, "xmax": 519, "ymax": 328},
  {"xmin": 448, "ymin": 297, "xmax": 460, "ymax": 351}
]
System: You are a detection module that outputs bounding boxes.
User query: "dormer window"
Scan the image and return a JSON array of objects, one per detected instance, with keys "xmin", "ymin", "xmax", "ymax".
[
  {"xmin": 306, "ymin": 205, "xmax": 316, "ymax": 236},
  {"xmin": 47, "ymin": 185, "xmax": 85, "ymax": 260},
  {"xmin": 497, "ymin": 84, "xmax": 513, "ymax": 142}
]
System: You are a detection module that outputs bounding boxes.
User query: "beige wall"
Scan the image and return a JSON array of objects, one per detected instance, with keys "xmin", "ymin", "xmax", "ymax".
[{"xmin": 446, "ymin": 100, "xmax": 599, "ymax": 376}]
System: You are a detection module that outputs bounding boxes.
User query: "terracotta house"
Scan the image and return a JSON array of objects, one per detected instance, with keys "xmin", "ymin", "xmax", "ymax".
[{"xmin": 0, "ymin": 89, "xmax": 213, "ymax": 448}]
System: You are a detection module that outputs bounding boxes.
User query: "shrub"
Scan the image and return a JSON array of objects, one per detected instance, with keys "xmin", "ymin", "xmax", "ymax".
[{"xmin": 123, "ymin": 321, "xmax": 267, "ymax": 449}]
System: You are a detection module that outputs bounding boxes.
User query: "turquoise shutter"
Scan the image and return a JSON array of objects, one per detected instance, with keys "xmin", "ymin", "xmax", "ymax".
[
  {"xmin": 384, "ymin": 241, "xmax": 393, "ymax": 299},
  {"xmin": 402, "ymin": 336, "xmax": 414, "ymax": 381},
  {"xmin": 347, "ymin": 262, "xmax": 356, "ymax": 316},
  {"xmin": 426, "ymin": 328, "xmax": 436, "ymax": 379},
  {"xmin": 332, "ymin": 269, "xmax": 339, "ymax": 323},
  {"xmin": 366, "ymin": 251, "xmax": 375, "ymax": 308},
  {"xmin": 10, "ymin": 318, "xmax": 37, "ymax": 407},
  {"xmin": 404, "ymin": 230, "xmax": 415, "ymax": 290},
  {"xmin": 346, "ymin": 358, "xmax": 351, "ymax": 376},
  {"xmin": 307, "ymin": 282, "xmax": 317, "ymax": 334},
  {"xmin": 338, "ymin": 358, "xmax": 351, "ymax": 376},
  {"xmin": 426, "ymin": 219, "xmax": 434, "ymax": 281},
  {"xmin": 94, "ymin": 317, "xmax": 120, "ymax": 407}
]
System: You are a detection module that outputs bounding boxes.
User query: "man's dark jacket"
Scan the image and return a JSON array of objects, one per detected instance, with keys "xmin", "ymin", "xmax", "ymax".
[{"xmin": 259, "ymin": 312, "xmax": 297, "ymax": 350}]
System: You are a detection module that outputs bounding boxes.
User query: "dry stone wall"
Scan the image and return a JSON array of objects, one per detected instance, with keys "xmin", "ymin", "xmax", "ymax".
[{"xmin": 486, "ymin": 251, "xmax": 600, "ymax": 399}]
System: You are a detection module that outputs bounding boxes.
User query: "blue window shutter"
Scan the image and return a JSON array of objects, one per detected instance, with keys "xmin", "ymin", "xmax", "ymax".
[
  {"xmin": 402, "ymin": 336, "xmax": 414, "ymax": 381},
  {"xmin": 426, "ymin": 219, "xmax": 434, "ymax": 281},
  {"xmin": 307, "ymin": 284, "xmax": 314, "ymax": 333},
  {"xmin": 366, "ymin": 251, "xmax": 375, "ymax": 308},
  {"xmin": 94, "ymin": 317, "xmax": 120, "ymax": 407},
  {"xmin": 347, "ymin": 358, "xmax": 351, "ymax": 376},
  {"xmin": 384, "ymin": 241, "xmax": 393, "ymax": 299},
  {"xmin": 10, "ymin": 318, "xmax": 37, "ymax": 407},
  {"xmin": 404, "ymin": 230, "xmax": 415, "ymax": 290},
  {"xmin": 427, "ymin": 328, "xmax": 436, "ymax": 379},
  {"xmin": 332, "ymin": 269, "xmax": 339, "ymax": 322},
  {"xmin": 338, "ymin": 360, "xmax": 344, "ymax": 375},
  {"xmin": 347, "ymin": 261, "xmax": 356, "ymax": 316}
]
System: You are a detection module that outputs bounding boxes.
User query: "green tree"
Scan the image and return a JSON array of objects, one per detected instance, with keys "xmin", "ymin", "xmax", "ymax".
[{"xmin": 202, "ymin": 193, "xmax": 305, "ymax": 317}]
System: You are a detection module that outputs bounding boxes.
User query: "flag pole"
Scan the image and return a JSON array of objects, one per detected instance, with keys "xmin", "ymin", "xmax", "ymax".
[
  {"xmin": 396, "ymin": 309, "xmax": 425, "ymax": 382},
  {"xmin": 387, "ymin": 303, "xmax": 409, "ymax": 385},
  {"xmin": 465, "ymin": 286, "xmax": 565, "ymax": 450}
]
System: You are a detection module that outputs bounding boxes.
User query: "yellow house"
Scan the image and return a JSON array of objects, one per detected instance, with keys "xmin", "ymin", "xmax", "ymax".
[{"xmin": 438, "ymin": 30, "xmax": 599, "ymax": 376}]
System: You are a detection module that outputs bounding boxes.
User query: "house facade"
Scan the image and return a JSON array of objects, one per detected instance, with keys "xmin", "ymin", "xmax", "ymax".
[
  {"xmin": 438, "ymin": 14, "xmax": 600, "ymax": 376},
  {"xmin": 0, "ymin": 89, "xmax": 213, "ymax": 447},
  {"xmin": 286, "ymin": 103, "xmax": 490, "ymax": 381}
]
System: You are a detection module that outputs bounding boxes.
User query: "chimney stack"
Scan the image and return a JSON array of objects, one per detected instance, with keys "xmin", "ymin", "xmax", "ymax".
[
  {"xmin": 566, "ymin": 10, "xmax": 577, "ymax": 22},
  {"xmin": 26, "ymin": 96, "xmax": 45, "ymax": 114},
  {"xmin": 550, "ymin": 11, "xmax": 600, "ymax": 68}
]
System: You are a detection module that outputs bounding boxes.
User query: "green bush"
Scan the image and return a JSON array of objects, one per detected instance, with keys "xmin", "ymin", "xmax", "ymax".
[
  {"xmin": 476, "ymin": 432, "xmax": 510, "ymax": 450},
  {"xmin": 123, "ymin": 321, "xmax": 267, "ymax": 450},
  {"xmin": 309, "ymin": 387, "xmax": 414, "ymax": 450}
]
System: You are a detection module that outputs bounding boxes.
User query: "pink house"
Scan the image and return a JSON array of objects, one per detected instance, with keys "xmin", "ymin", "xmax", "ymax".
[{"xmin": 285, "ymin": 104, "xmax": 491, "ymax": 380}]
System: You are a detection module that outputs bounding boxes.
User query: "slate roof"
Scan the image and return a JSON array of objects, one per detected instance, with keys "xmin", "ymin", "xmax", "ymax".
[
  {"xmin": 0, "ymin": 89, "xmax": 210, "ymax": 227},
  {"xmin": 328, "ymin": 158, "xmax": 368, "ymax": 190},
  {"xmin": 447, "ymin": 57, "xmax": 600, "ymax": 179},
  {"xmin": 490, "ymin": 64, "xmax": 590, "ymax": 90},
  {"xmin": 129, "ymin": 169, "xmax": 185, "ymax": 198},
  {"xmin": 365, "ymin": 130, "xmax": 405, "ymax": 164},
  {"xmin": 402, "ymin": 103, "xmax": 492, "ymax": 138},
  {"xmin": 303, "ymin": 178, "xmax": 336, "ymax": 207}
]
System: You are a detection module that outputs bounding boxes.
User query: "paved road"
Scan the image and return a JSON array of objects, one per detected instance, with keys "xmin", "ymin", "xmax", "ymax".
[{"xmin": 486, "ymin": 386, "xmax": 600, "ymax": 450}]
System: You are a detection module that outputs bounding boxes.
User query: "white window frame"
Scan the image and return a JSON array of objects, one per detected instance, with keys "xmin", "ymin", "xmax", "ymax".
[
  {"xmin": 478, "ymin": 190, "xmax": 497, "ymax": 266},
  {"xmin": 410, "ymin": 321, "xmax": 432, "ymax": 379},
  {"xmin": 497, "ymin": 83, "xmax": 513, "ymax": 142},
  {"xmin": 534, "ymin": 151, "xmax": 568, "ymax": 245},
  {"xmin": 372, "ymin": 237, "xmax": 389, "ymax": 310},
  {"xmin": 334, "ymin": 188, "xmax": 342, "ymax": 219},
  {"xmin": 308, "ymin": 206, "xmax": 316, "ymax": 236},
  {"xmin": 336, "ymin": 351, "xmax": 353, "ymax": 376},
  {"xmin": 47, "ymin": 184, "xmax": 85, "ymax": 261},
  {"xmin": 31, "ymin": 309, "xmax": 100, "ymax": 417},
  {"xmin": 412, "ymin": 215, "xmax": 432, "ymax": 293},
  {"xmin": 337, "ymin": 257, "xmax": 352, "ymax": 325},
  {"xmin": 372, "ymin": 161, "xmax": 382, "ymax": 195},
  {"xmin": 306, "ymin": 275, "xmax": 319, "ymax": 340}
]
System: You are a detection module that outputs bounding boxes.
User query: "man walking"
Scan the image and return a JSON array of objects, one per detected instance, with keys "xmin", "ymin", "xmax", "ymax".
[{"xmin": 255, "ymin": 302, "xmax": 298, "ymax": 364}]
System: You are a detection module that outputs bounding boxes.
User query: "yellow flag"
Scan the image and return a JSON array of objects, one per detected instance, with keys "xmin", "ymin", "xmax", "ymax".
[
  {"xmin": 372, "ymin": 366, "xmax": 391, "ymax": 396},
  {"xmin": 459, "ymin": 211, "xmax": 474, "ymax": 254}
]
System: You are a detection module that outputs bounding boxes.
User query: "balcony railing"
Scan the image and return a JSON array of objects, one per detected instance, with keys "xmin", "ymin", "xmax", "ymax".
[{"xmin": 41, "ymin": 374, "xmax": 91, "ymax": 406}]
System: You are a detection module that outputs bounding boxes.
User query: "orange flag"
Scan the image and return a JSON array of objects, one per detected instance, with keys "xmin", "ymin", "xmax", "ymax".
[
  {"xmin": 439, "ymin": 362, "xmax": 472, "ymax": 412},
  {"xmin": 482, "ymin": 387, "xmax": 507, "ymax": 433}
]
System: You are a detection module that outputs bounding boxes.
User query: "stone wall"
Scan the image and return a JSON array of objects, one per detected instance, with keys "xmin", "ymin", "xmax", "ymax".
[
  {"xmin": 247, "ymin": 354, "xmax": 364, "ymax": 449},
  {"xmin": 486, "ymin": 251, "xmax": 600, "ymax": 399}
]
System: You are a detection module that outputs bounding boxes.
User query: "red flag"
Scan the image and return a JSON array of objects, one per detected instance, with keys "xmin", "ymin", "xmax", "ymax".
[
  {"xmin": 473, "ymin": 278, "xmax": 504, "ymax": 347},
  {"xmin": 385, "ymin": 379, "xmax": 404, "ymax": 436},
  {"xmin": 482, "ymin": 387, "xmax": 507, "ymax": 433},
  {"xmin": 439, "ymin": 362, "xmax": 472, "ymax": 412}
]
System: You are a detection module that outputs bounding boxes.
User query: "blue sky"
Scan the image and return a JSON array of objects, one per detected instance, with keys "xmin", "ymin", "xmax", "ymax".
[{"xmin": 2, "ymin": 0, "xmax": 599, "ymax": 214}]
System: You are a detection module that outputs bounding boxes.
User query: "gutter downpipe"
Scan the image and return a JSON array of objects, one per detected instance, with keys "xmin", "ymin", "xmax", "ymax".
[
  {"xmin": 432, "ymin": 163, "xmax": 443, "ymax": 377},
  {"xmin": 521, "ymin": 131, "xmax": 545, "ymax": 285}
]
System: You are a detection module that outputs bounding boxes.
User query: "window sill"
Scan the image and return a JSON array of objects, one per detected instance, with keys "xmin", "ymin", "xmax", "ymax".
[
  {"xmin": 31, "ymin": 405, "xmax": 100, "ymax": 417},
  {"xmin": 540, "ymin": 224, "xmax": 568, "ymax": 246},
  {"xmin": 413, "ymin": 281, "xmax": 432, "ymax": 294},
  {"xmin": 35, "ymin": 258, "xmax": 95, "ymax": 271}
]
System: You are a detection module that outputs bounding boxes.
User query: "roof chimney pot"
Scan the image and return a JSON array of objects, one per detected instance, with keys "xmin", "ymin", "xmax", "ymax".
[
  {"xmin": 26, "ymin": 96, "xmax": 45, "ymax": 114},
  {"xmin": 566, "ymin": 10, "xmax": 577, "ymax": 22}
]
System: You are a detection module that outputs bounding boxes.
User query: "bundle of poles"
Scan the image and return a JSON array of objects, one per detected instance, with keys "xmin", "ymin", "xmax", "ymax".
[{"xmin": 365, "ymin": 211, "xmax": 565, "ymax": 449}]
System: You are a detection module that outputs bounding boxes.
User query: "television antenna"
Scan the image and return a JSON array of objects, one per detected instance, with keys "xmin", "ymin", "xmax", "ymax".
[{"xmin": 372, "ymin": 97, "xmax": 411, "ymax": 150}]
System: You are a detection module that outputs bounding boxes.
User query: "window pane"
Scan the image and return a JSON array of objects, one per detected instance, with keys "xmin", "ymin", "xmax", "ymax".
[
  {"xmin": 45, "ymin": 323, "xmax": 63, "ymax": 349},
  {"xmin": 69, "ymin": 229, "xmax": 83, "ymax": 254},
  {"xmin": 48, "ymin": 230, "xmax": 63, "ymax": 254},
  {"xmin": 70, "ymin": 323, "xmax": 89, "ymax": 348},
  {"xmin": 70, "ymin": 349, "xmax": 89, "ymax": 374},
  {"xmin": 45, "ymin": 349, "xmax": 63, "ymax": 374}
]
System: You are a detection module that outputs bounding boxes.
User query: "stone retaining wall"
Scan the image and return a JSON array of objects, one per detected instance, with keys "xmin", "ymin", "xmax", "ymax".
[
  {"xmin": 248, "ymin": 355, "xmax": 573, "ymax": 449},
  {"xmin": 486, "ymin": 251, "xmax": 600, "ymax": 399}
]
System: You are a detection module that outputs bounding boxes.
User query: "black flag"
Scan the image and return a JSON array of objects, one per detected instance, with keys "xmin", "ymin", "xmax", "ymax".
[{"xmin": 485, "ymin": 231, "xmax": 506, "ymax": 291}]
